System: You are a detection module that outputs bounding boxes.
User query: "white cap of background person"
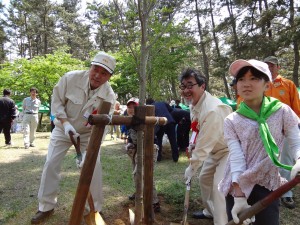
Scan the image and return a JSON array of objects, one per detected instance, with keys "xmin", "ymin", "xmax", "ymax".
[
  {"xmin": 229, "ymin": 59, "xmax": 272, "ymax": 82},
  {"xmin": 127, "ymin": 97, "xmax": 139, "ymax": 106},
  {"xmin": 91, "ymin": 52, "xmax": 116, "ymax": 74}
]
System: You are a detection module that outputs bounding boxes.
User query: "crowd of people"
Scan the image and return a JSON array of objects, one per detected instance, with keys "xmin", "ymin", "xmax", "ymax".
[{"xmin": 1, "ymin": 52, "xmax": 300, "ymax": 225}]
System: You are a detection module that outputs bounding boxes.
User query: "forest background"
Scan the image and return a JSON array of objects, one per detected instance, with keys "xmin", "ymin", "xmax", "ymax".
[{"xmin": 0, "ymin": 0, "xmax": 299, "ymax": 106}]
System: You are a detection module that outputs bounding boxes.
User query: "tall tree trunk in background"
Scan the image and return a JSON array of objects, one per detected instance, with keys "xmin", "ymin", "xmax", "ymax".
[
  {"xmin": 263, "ymin": 0, "xmax": 273, "ymax": 38},
  {"xmin": 42, "ymin": 8, "xmax": 48, "ymax": 55},
  {"xmin": 24, "ymin": 14, "xmax": 32, "ymax": 58},
  {"xmin": 289, "ymin": 0, "xmax": 299, "ymax": 86},
  {"xmin": 195, "ymin": 0, "xmax": 210, "ymax": 91},
  {"xmin": 293, "ymin": 41, "xmax": 299, "ymax": 86},
  {"xmin": 225, "ymin": 0, "xmax": 241, "ymax": 57},
  {"xmin": 171, "ymin": 78, "xmax": 178, "ymax": 100},
  {"xmin": 209, "ymin": 0, "xmax": 231, "ymax": 98}
]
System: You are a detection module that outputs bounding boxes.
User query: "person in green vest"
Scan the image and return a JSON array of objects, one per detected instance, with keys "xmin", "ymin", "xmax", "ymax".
[{"xmin": 219, "ymin": 59, "xmax": 300, "ymax": 225}]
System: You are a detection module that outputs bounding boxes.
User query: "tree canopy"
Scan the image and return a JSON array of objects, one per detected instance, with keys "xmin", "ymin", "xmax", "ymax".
[{"xmin": 0, "ymin": 0, "xmax": 299, "ymax": 104}]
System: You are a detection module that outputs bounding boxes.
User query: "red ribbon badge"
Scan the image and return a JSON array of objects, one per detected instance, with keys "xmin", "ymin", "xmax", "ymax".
[
  {"xmin": 186, "ymin": 121, "xmax": 199, "ymax": 158},
  {"xmin": 84, "ymin": 109, "xmax": 98, "ymax": 127},
  {"xmin": 191, "ymin": 121, "xmax": 199, "ymax": 132}
]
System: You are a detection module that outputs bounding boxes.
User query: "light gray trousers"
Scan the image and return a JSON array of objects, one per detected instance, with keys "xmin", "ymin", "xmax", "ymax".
[{"xmin": 37, "ymin": 127, "xmax": 103, "ymax": 212}]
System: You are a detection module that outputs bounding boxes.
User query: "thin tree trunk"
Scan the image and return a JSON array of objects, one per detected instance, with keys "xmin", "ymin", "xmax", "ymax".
[
  {"xmin": 135, "ymin": 1, "xmax": 151, "ymax": 223},
  {"xmin": 24, "ymin": 14, "xmax": 32, "ymax": 58},
  {"xmin": 209, "ymin": 0, "xmax": 231, "ymax": 98},
  {"xmin": 288, "ymin": 0, "xmax": 299, "ymax": 86},
  {"xmin": 225, "ymin": 0, "xmax": 240, "ymax": 57},
  {"xmin": 195, "ymin": 0, "xmax": 210, "ymax": 91},
  {"xmin": 292, "ymin": 41, "xmax": 299, "ymax": 86}
]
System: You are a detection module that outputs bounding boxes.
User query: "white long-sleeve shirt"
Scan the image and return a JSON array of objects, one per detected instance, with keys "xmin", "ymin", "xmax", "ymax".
[{"xmin": 189, "ymin": 91, "xmax": 232, "ymax": 171}]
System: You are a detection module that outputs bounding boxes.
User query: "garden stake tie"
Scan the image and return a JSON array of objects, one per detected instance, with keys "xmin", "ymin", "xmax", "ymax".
[
  {"xmin": 226, "ymin": 174, "xmax": 300, "ymax": 225},
  {"xmin": 68, "ymin": 131, "xmax": 105, "ymax": 225}
]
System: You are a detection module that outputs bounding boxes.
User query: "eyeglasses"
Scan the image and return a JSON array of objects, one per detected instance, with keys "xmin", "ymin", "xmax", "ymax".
[{"xmin": 179, "ymin": 83, "xmax": 198, "ymax": 90}]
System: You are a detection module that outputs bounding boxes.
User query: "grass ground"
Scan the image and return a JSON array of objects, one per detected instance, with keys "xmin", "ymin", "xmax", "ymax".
[{"xmin": 0, "ymin": 132, "xmax": 299, "ymax": 225}]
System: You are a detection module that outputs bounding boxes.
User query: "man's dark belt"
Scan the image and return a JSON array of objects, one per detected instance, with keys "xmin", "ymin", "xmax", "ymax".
[{"xmin": 25, "ymin": 112, "xmax": 38, "ymax": 114}]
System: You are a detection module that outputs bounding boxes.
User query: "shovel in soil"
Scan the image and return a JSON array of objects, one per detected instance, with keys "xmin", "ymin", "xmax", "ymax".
[
  {"xmin": 181, "ymin": 181, "xmax": 191, "ymax": 225},
  {"xmin": 69, "ymin": 132, "xmax": 105, "ymax": 225},
  {"xmin": 170, "ymin": 181, "xmax": 191, "ymax": 225},
  {"xmin": 84, "ymin": 192, "xmax": 106, "ymax": 225}
]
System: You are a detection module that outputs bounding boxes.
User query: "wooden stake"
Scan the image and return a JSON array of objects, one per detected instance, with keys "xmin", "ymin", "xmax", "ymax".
[
  {"xmin": 68, "ymin": 101, "xmax": 111, "ymax": 225},
  {"xmin": 134, "ymin": 106, "xmax": 147, "ymax": 225},
  {"xmin": 88, "ymin": 114, "xmax": 167, "ymax": 126},
  {"xmin": 143, "ymin": 105, "xmax": 155, "ymax": 224}
]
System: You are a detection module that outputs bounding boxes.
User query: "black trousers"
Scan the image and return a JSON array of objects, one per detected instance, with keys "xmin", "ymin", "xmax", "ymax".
[
  {"xmin": 155, "ymin": 122, "xmax": 178, "ymax": 161},
  {"xmin": 226, "ymin": 184, "xmax": 279, "ymax": 225},
  {"xmin": 176, "ymin": 122, "xmax": 190, "ymax": 150},
  {"xmin": 0, "ymin": 119, "xmax": 12, "ymax": 144}
]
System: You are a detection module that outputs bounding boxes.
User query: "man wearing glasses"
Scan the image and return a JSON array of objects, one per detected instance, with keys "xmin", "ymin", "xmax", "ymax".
[{"xmin": 180, "ymin": 68, "xmax": 232, "ymax": 225}]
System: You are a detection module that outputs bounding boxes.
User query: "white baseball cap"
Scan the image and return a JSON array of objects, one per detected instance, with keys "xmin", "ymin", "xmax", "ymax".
[
  {"xmin": 127, "ymin": 97, "xmax": 139, "ymax": 106},
  {"xmin": 91, "ymin": 52, "xmax": 116, "ymax": 74},
  {"xmin": 229, "ymin": 59, "xmax": 272, "ymax": 81}
]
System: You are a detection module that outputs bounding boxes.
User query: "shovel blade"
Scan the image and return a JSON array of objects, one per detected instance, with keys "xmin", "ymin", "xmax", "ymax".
[
  {"xmin": 129, "ymin": 208, "xmax": 135, "ymax": 225},
  {"xmin": 84, "ymin": 212, "xmax": 106, "ymax": 225}
]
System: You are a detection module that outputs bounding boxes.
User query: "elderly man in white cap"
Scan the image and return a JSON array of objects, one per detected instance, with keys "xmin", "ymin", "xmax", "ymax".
[{"xmin": 31, "ymin": 52, "xmax": 117, "ymax": 224}]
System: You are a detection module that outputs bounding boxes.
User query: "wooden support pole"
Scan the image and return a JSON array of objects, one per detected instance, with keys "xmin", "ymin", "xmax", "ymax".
[
  {"xmin": 134, "ymin": 106, "xmax": 147, "ymax": 225},
  {"xmin": 88, "ymin": 114, "xmax": 167, "ymax": 126},
  {"xmin": 143, "ymin": 105, "xmax": 155, "ymax": 224},
  {"xmin": 68, "ymin": 101, "xmax": 111, "ymax": 225}
]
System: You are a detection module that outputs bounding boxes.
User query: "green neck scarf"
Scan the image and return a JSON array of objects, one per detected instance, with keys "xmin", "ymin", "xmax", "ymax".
[{"xmin": 237, "ymin": 96, "xmax": 292, "ymax": 171}]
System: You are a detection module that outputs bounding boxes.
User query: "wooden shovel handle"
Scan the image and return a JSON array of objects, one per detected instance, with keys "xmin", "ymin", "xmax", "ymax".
[
  {"xmin": 69, "ymin": 132, "xmax": 96, "ymax": 216},
  {"xmin": 226, "ymin": 175, "xmax": 300, "ymax": 225},
  {"xmin": 68, "ymin": 131, "xmax": 81, "ymax": 156},
  {"xmin": 87, "ymin": 192, "xmax": 95, "ymax": 212},
  {"xmin": 182, "ymin": 181, "xmax": 191, "ymax": 225}
]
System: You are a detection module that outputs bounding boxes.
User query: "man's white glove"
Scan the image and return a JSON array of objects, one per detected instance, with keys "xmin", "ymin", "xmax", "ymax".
[
  {"xmin": 291, "ymin": 158, "xmax": 300, "ymax": 180},
  {"xmin": 63, "ymin": 121, "xmax": 79, "ymax": 138},
  {"xmin": 184, "ymin": 164, "xmax": 197, "ymax": 184},
  {"xmin": 187, "ymin": 143, "xmax": 195, "ymax": 153},
  {"xmin": 76, "ymin": 151, "xmax": 86, "ymax": 169},
  {"xmin": 232, "ymin": 197, "xmax": 255, "ymax": 225},
  {"xmin": 124, "ymin": 143, "xmax": 136, "ymax": 157}
]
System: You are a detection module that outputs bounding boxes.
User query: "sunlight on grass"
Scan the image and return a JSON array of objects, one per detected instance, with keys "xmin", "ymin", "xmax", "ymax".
[{"xmin": 1, "ymin": 132, "xmax": 300, "ymax": 225}]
